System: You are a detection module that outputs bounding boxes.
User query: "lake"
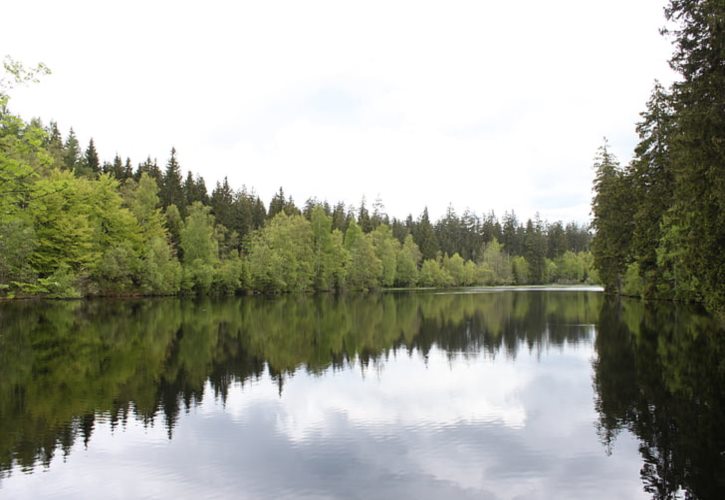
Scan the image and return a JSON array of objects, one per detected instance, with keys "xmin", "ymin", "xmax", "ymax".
[{"xmin": 0, "ymin": 289, "xmax": 723, "ymax": 499}]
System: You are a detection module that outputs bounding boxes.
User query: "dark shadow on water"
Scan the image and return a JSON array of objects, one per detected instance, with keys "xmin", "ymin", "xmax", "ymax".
[{"xmin": 593, "ymin": 297, "xmax": 725, "ymax": 499}]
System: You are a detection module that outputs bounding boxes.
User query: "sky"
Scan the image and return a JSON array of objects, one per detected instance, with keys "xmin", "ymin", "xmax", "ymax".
[{"xmin": 2, "ymin": 0, "xmax": 675, "ymax": 223}]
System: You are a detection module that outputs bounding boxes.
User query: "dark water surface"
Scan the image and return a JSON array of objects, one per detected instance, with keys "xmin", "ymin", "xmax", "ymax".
[{"xmin": 0, "ymin": 290, "xmax": 723, "ymax": 499}]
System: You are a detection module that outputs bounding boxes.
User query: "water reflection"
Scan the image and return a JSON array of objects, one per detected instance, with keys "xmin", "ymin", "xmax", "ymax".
[
  {"xmin": 0, "ymin": 290, "xmax": 721, "ymax": 498},
  {"xmin": 593, "ymin": 298, "xmax": 725, "ymax": 499}
]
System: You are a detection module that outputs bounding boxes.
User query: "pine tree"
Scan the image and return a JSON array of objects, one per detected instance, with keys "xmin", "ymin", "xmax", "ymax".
[
  {"xmin": 107, "ymin": 154, "xmax": 125, "ymax": 179},
  {"xmin": 501, "ymin": 211, "xmax": 522, "ymax": 256},
  {"xmin": 63, "ymin": 127, "xmax": 81, "ymax": 172},
  {"xmin": 524, "ymin": 215, "xmax": 547, "ymax": 284},
  {"xmin": 210, "ymin": 177, "xmax": 234, "ymax": 235},
  {"xmin": 662, "ymin": 0, "xmax": 725, "ymax": 309},
  {"xmin": 136, "ymin": 156, "xmax": 163, "ymax": 186},
  {"xmin": 81, "ymin": 138, "xmax": 100, "ymax": 178},
  {"xmin": 123, "ymin": 158, "xmax": 134, "ymax": 180},
  {"xmin": 591, "ymin": 140, "xmax": 635, "ymax": 293},
  {"xmin": 331, "ymin": 202, "xmax": 347, "ymax": 232},
  {"xmin": 435, "ymin": 205, "xmax": 461, "ymax": 258},
  {"xmin": 358, "ymin": 197, "xmax": 372, "ymax": 233},
  {"xmin": 45, "ymin": 121, "xmax": 64, "ymax": 168},
  {"xmin": 161, "ymin": 148, "xmax": 185, "ymax": 216},
  {"xmin": 630, "ymin": 81, "xmax": 675, "ymax": 298},
  {"xmin": 268, "ymin": 187, "xmax": 286, "ymax": 219},
  {"xmin": 412, "ymin": 207, "xmax": 439, "ymax": 260}
]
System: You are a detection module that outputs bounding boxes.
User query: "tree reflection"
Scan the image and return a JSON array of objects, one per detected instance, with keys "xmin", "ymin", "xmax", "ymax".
[
  {"xmin": 0, "ymin": 291, "xmax": 600, "ymax": 477},
  {"xmin": 593, "ymin": 298, "xmax": 725, "ymax": 499}
]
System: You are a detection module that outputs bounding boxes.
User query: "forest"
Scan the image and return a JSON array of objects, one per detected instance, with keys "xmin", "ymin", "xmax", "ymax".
[
  {"xmin": 0, "ymin": 66, "xmax": 594, "ymax": 298},
  {"xmin": 591, "ymin": 0, "xmax": 724, "ymax": 312}
]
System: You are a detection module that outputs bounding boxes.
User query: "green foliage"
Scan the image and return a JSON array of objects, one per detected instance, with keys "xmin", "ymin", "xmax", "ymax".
[
  {"xmin": 28, "ymin": 171, "xmax": 96, "ymax": 279},
  {"xmin": 442, "ymin": 253, "xmax": 466, "ymax": 286},
  {"xmin": 180, "ymin": 202, "xmax": 219, "ymax": 293},
  {"xmin": 0, "ymin": 56, "xmax": 50, "ymax": 102},
  {"xmin": 310, "ymin": 206, "xmax": 348, "ymax": 291},
  {"xmin": 512, "ymin": 256, "xmax": 529, "ymax": 285},
  {"xmin": 39, "ymin": 263, "xmax": 81, "ymax": 298},
  {"xmin": 557, "ymin": 251, "xmax": 585, "ymax": 283},
  {"xmin": 629, "ymin": 82, "xmax": 675, "ymax": 298},
  {"xmin": 479, "ymin": 238, "xmax": 512, "ymax": 285},
  {"xmin": 371, "ymin": 224, "xmax": 399, "ymax": 287},
  {"xmin": 395, "ymin": 234, "xmax": 421, "ymax": 286},
  {"xmin": 591, "ymin": 141, "xmax": 635, "ymax": 293},
  {"xmin": 589, "ymin": 2, "xmax": 725, "ymax": 311},
  {"xmin": 524, "ymin": 217, "xmax": 547, "ymax": 284},
  {"xmin": 181, "ymin": 202, "xmax": 218, "ymax": 264},
  {"xmin": 0, "ymin": 216, "xmax": 36, "ymax": 289},
  {"xmin": 165, "ymin": 204, "xmax": 183, "ymax": 256},
  {"xmin": 662, "ymin": 0, "xmax": 725, "ymax": 311},
  {"xmin": 412, "ymin": 207, "xmax": 439, "ymax": 260},
  {"xmin": 344, "ymin": 220, "xmax": 382, "ymax": 290},
  {"xmin": 418, "ymin": 258, "xmax": 453, "ymax": 287},
  {"xmin": 141, "ymin": 236, "xmax": 181, "ymax": 294},
  {"xmin": 248, "ymin": 212, "xmax": 314, "ymax": 293},
  {"xmin": 213, "ymin": 254, "xmax": 246, "ymax": 295},
  {"xmin": 621, "ymin": 263, "xmax": 644, "ymax": 297}
]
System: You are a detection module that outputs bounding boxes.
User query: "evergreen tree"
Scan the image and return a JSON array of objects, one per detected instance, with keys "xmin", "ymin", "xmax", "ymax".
[
  {"xmin": 546, "ymin": 221, "xmax": 567, "ymax": 259},
  {"xmin": 460, "ymin": 208, "xmax": 481, "ymax": 261},
  {"xmin": 80, "ymin": 138, "xmax": 100, "ymax": 178},
  {"xmin": 45, "ymin": 120, "xmax": 64, "ymax": 168},
  {"xmin": 123, "ymin": 158, "xmax": 134, "ymax": 180},
  {"xmin": 183, "ymin": 171, "xmax": 208, "ymax": 206},
  {"xmin": 161, "ymin": 148, "xmax": 185, "ymax": 216},
  {"xmin": 436, "ymin": 205, "xmax": 461, "ymax": 258},
  {"xmin": 501, "ymin": 211, "xmax": 522, "ymax": 256},
  {"xmin": 629, "ymin": 81, "xmax": 675, "ymax": 298},
  {"xmin": 268, "ymin": 187, "xmax": 286, "ymax": 219},
  {"xmin": 63, "ymin": 127, "xmax": 81, "ymax": 172},
  {"xmin": 107, "ymin": 154, "xmax": 125, "ymax": 179},
  {"xmin": 371, "ymin": 196, "xmax": 388, "ymax": 229},
  {"xmin": 331, "ymin": 201, "xmax": 348, "ymax": 232},
  {"xmin": 165, "ymin": 204, "xmax": 183, "ymax": 258},
  {"xmin": 358, "ymin": 197, "xmax": 372, "ymax": 233},
  {"xmin": 661, "ymin": 0, "xmax": 725, "ymax": 309},
  {"xmin": 591, "ymin": 141, "xmax": 635, "ymax": 293},
  {"xmin": 390, "ymin": 217, "xmax": 409, "ymax": 243},
  {"xmin": 412, "ymin": 207, "xmax": 438, "ymax": 260},
  {"xmin": 136, "ymin": 156, "xmax": 163, "ymax": 186},
  {"xmin": 210, "ymin": 177, "xmax": 234, "ymax": 231},
  {"xmin": 524, "ymin": 216, "xmax": 547, "ymax": 284}
]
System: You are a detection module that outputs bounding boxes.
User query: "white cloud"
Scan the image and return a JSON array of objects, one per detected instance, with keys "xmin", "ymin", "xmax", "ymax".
[
  {"xmin": 222, "ymin": 349, "xmax": 530, "ymax": 442},
  {"xmin": 3, "ymin": 0, "xmax": 675, "ymax": 222}
]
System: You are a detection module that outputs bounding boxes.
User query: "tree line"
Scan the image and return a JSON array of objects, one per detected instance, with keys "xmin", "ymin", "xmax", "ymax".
[
  {"xmin": 591, "ymin": 0, "xmax": 724, "ymax": 312},
  {"xmin": 1, "ymin": 64, "xmax": 595, "ymax": 298}
]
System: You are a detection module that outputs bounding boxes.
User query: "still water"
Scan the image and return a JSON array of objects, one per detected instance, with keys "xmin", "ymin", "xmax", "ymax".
[{"xmin": 0, "ymin": 289, "xmax": 722, "ymax": 499}]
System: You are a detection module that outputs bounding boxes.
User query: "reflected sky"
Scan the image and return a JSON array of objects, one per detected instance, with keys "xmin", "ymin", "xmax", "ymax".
[{"xmin": 1, "ymin": 329, "xmax": 646, "ymax": 499}]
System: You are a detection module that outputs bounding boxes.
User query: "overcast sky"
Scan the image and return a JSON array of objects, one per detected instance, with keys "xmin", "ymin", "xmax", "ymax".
[{"xmin": 3, "ymin": 0, "xmax": 675, "ymax": 223}]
